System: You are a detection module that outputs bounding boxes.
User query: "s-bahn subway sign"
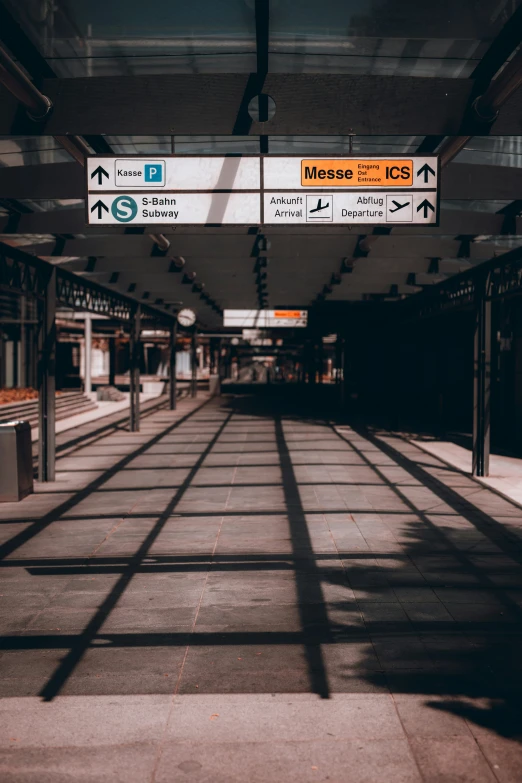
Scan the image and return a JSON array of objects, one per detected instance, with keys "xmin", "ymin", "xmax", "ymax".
[
  {"xmin": 86, "ymin": 155, "xmax": 439, "ymax": 226},
  {"xmin": 223, "ymin": 310, "xmax": 308, "ymax": 328}
]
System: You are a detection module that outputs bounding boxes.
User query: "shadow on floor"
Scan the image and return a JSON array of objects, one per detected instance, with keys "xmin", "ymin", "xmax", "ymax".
[{"xmin": 1, "ymin": 393, "xmax": 522, "ymax": 742}]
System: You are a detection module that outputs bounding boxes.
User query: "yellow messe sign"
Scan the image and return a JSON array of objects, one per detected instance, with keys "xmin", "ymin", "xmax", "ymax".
[{"xmin": 301, "ymin": 159, "xmax": 414, "ymax": 187}]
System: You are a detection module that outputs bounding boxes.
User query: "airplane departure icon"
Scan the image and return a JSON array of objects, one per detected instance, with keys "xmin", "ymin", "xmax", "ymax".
[
  {"xmin": 309, "ymin": 198, "xmax": 330, "ymax": 213},
  {"xmin": 389, "ymin": 199, "xmax": 410, "ymax": 213}
]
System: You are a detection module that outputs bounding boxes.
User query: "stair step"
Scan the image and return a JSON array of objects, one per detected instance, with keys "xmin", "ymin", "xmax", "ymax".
[{"xmin": 0, "ymin": 393, "xmax": 98, "ymax": 426}]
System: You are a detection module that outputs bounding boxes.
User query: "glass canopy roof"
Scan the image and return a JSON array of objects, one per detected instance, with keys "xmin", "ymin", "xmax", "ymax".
[
  {"xmin": 1, "ymin": 134, "xmax": 521, "ymax": 167},
  {"xmin": 4, "ymin": 0, "xmax": 521, "ymax": 77}
]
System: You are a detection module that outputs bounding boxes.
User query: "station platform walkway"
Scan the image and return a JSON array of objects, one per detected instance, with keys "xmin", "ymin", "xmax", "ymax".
[{"xmin": 2, "ymin": 393, "xmax": 522, "ymax": 781}]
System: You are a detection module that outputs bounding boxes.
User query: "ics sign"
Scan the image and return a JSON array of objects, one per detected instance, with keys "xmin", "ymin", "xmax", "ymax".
[
  {"xmin": 301, "ymin": 160, "xmax": 414, "ymax": 187},
  {"xmin": 224, "ymin": 310, "xmax": 308, "ymax": 328}
]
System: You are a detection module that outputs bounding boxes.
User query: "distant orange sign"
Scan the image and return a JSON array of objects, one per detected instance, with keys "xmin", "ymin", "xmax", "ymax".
[
  {"xmin": 301, "ymin": 160, "xmax": 413, "ymax": 187},
  {"xmin": 274, "ymin": 311, "xmax": 304, "ymax": 318}
]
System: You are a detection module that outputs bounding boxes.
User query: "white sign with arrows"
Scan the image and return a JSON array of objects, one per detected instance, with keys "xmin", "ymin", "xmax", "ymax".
[
  {"xmin": 263, "ymin": 156, "xmax": 439, "ymax": 190},
  {"xmin": 88, "ymin": 192, "xmax": 260, "ymax": 225},
  {"xmin": 264, "ymin": 191, "xmax": 437, "ymax": 225},
  {"xmin": 85, "ymin": 155, "xmax": 439, "ymax": 227},
  {"xmin": 87, "ymin": 157, "xmax": 260, "ymax": 191}
]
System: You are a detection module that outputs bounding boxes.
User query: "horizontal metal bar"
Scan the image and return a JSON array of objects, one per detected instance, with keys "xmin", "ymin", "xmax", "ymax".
[
  {"xmin": 475, "ymin": 46, "xmax": 522, "ymax": 121},
  {"xmin": 0, "ymin": 42, "xmax": 52, "ymax": 120}
]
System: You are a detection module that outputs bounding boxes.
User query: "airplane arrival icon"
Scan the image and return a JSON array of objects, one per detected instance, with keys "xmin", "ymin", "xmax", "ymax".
[
  {"xmin": 306, "ymin": 195, "xmax": 333, "ymax": 221},
  {"xmin": 309, "ymin": 198, "xmax": 330, "ymax": 213}
]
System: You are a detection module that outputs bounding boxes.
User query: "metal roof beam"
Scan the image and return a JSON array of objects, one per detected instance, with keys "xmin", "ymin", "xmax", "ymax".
[
  {"xmin": 2, "ymin": 73, "xmax": 522, "ymax": 135},
  {"xmin": 18, "ymin": 234, "xmax": 520, "ymax": 261},
  {"xmin": 415, "ymin": 4, "xmax": 522, "ymax": 156}
]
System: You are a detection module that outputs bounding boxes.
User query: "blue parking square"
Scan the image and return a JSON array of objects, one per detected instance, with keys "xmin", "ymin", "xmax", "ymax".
[{"xmin": 145, "ymin": 163, "xmax": 163, "ymax": 182}]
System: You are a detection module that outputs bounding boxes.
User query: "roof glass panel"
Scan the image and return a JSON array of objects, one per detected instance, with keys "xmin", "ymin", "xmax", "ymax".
[
  {"xmin": 452, "ymin": 136, "xmax": 522, "ymax": 167},
  {"xmin": 3, "ymin": 0, "xmax": 256, "ymax": 76},
  {"xmin": 0, "ymin": 137, "xmax": 72, "ymax": 166},
  {"xmin": 270, "ymin": 0, "xmax": 520, "ymax": 76},
  {"xmin": 4, "ymin": 0, "xmax": 520, "ymax": 77},
  {"xmin": 104, "ymin": 135, "xmax": 424, "ymax": 154}
]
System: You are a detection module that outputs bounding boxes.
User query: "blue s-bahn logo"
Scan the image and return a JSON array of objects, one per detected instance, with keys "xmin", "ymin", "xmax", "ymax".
[{"xmin": 111, "ymin": 195, "xmax": 138, "ymax": 222}]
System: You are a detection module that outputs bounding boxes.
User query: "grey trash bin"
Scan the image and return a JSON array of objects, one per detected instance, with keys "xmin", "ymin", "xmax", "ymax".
[
  {"xmin": 209, "ymin": 374, "xmax": 221, "ymax": 397},
  {"xmin": 0, "ymin": 421, "xmax": 34, "ymax": 502}
]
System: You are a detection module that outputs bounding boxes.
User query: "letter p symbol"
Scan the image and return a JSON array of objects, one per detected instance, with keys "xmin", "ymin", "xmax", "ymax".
[{"xmin": 145, "ymin": 163, "xmax": 163, "ymax": 183}]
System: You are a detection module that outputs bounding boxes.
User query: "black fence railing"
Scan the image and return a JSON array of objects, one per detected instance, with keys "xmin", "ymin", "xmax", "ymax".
[{"xmin": 0, "ymin": 242, "xmax": 175, "ymax": 326}]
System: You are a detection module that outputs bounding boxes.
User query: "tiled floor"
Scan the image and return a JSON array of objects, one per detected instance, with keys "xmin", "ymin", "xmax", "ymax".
[
  {"xmin": 1, "ymin": 394, "xmax": 522, "ymax": 781},
  {"xmin": 412, "ymin": 437, "xmax": 522, "ymax": 507}
]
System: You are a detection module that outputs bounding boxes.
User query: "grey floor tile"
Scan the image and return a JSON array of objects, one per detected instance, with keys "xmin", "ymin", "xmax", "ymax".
[
  {"xmin": 155, "ymin": 738, "xmax": 421, "ymax": 783},
  {"xmin": 408, "ymin": 736, "xmax": 497, "ymax": 782},
  {"xmin": 0, "ymin": 743, "xmax": 158, "ymax": 782}
]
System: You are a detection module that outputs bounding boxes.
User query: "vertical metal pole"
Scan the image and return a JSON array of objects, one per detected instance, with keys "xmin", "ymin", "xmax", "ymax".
[
  {"xmin": 437, "ymin": 327, "xmax": 445, "ymax": 438},
  {"xmin": 129, "ymin": 306, "xmax": 141, "ymax": 432},
  {"xmin": 226, "ymin": 343, "xmax": 232, "ymax": 379},
  {"xmin": 19, "ymin": 296, "xmax": 26, "ymax": 388},
  {"xmin": 38, "ymin": 267, "xmax": 56, "ymax": 482},
  {"xmin": 84, "ymin": 313, "xmax": 92, "ymax": 394},
  {"xmin": 191, "ymin": 327, "xmax": 198, "ymax": 398},
  {"xmin": 473, "ymin": 276, "xmax": 491, "ymax": 477},
  {"xmin": 317, "ymin": 339, "xmax": 324, "ymax": 384},
  {"xmin": 12, "ymin": 334, "xmax": 19, "ymax": 387},
  {"xmin": 30, "ymin": 309, "xmax": 38, "ymax": 389},
  {"xmin": 216, "ymin": 338, "xmax": 222, "ymax": 378},
  {"xmin": 309, "ymin": 342, "xmax": 316, "ymax": 384},
  {"xmin": 0, "ymin": 335, "xmax": 4, "ymax": 388},
  {"xmin": 169, "ymin": 321, "xmax": 177, "ymax": 410},
  {"xmin": 109, "ymin": 335, "xmax": 116, "ymax": 386},
  {"xmin": 336, "ymin": 334, "xmax": 345, "ymax": 407}
]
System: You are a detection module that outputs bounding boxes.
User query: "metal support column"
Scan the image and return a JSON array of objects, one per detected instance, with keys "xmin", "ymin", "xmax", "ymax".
[
  {"xmin": 19, "ymin": 296, "xmax": 26, "ymax": 388},
  {"xmin": 473, "ymin": 275, "xmax": 491, "ymax": 477},
  {"xmin": 308, "ymin": 342, "xmax": 316, "ymax": 384},
  {"xmin": 317, "ymin": 340, "xmax": 324, "ymax": 384},
  {"xmin": 215, "ymin": 338, "xmax": 222, "ymax": 378},
  {"xmin": 169, "ymin": 321, "xmax": 177, "ymax": 410},
  {"xmin": 109, "ymin": 336, "xmax": 116, "ymax": 386},
  {"xmin": 336, "ymin": 334, "xmax": 345, "ymax": 408},
  {"xmin": 38, "ymin": 266, "xmax": 56, "ymax": 482},
  {"xmin": 129, "ymin": 306, "xmax": 141, "ymax": 432},
  {"xmin": 191, "ymin": 328, "xmax": 198, "ymax": 398},
  {"xmin": 226, "ymin": 344, "xmax": 232, "ymax": 379},
  {"xmin": 84, "ymin": 314, "xmax": 92, "ymax": 395},
  {"xmin": 0, "ymin": 336, "xmax": 4, "ymax": 389}
]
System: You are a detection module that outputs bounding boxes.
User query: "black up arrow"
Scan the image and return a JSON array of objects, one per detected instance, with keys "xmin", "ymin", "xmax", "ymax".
[
  {"xmin": 90, "ymin": 165, "xmax": 109, "ymax": 185},
  {"xmin": 90, "ymin": 200, "xmax": 109, "ymax": 219},
  {"xmin": 417, "ymin": 199, "xmax": 435, "ymax": 219},
  {"xmin": 417, "ymin": 163, "xmax": 435, "ymax": 183}
]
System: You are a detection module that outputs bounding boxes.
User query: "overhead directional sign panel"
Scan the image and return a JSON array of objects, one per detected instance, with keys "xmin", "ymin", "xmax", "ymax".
[
  {"xmin": 88, "ymin": 192, "xmax": 260, "ymax": 225},
  {"xmin": 85, "ymin": 155, "xmax": 439, "ymax": 227},
  {"xmin": 224, "ymin": 310, "xmax": 308, "ymax": 328},
  {"xmin": 263, "ymin": 156, "xmax": 439, "ymax": 190},
  {"xmin": 264, "ymin": 191, "xmax": 437, "ymax": 225},
  {"xmin": 87, "ymin": 156, "xmax": 260, "ymax": 191}
]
